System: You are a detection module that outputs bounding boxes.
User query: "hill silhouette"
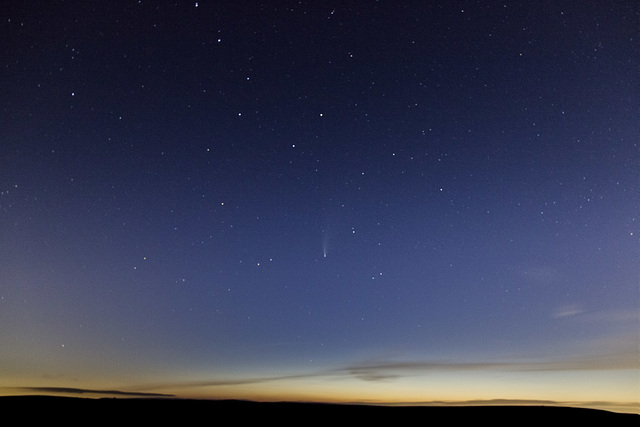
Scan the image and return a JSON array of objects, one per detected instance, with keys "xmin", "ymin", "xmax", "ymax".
[{"xmin": 2, "ymin": 396, "xmax": 637, "ymax": 425}]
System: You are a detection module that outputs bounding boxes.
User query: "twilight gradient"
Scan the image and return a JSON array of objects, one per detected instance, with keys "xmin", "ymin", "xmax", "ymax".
[{"xmin": 0, "ymin": 1, "xmax": 638, "ymax": 413}]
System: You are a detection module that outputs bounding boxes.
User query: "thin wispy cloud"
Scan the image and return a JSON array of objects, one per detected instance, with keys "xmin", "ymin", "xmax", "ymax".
[
  {"xmin": 13, "ymin": 387, "xmax": 173, "ymax": 398},
  {"xmin": 553, "ymin": 304, "xmax": 585, "ymax": 318},
  {"xmin": 341, "ymin": 351, "xmax": 638, "ymax": 380},
  {"xmin": 133, "ymin": 342, "xmax": 638, "ymax": 393}
]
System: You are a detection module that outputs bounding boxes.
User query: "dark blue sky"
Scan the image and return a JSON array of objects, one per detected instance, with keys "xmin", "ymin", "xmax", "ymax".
[{"xmin": 1, "ymin": 1, "xmax": 638, "ymax": 410}]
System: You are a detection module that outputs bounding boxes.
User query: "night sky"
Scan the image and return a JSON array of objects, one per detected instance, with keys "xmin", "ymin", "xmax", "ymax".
[{"xmin": 1, "ymin": 1, "xmax": 638, "ymax": 412}]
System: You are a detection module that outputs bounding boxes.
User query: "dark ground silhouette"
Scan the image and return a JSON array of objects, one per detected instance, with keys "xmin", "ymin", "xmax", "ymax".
[{"xmin": 2, "ymin": 396, "xmax": 638, "ymax": 425}]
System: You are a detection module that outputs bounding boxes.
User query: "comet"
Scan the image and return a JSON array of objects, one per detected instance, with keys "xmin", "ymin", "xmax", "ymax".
[{"xmin": 322, "ymin": 231, "xmax": 329, "ymax": 258}]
